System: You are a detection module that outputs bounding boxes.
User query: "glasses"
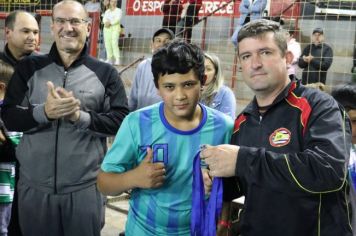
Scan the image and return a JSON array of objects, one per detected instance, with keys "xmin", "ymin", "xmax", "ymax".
[{"xmin": 53, "ymin": 17, "xmax": 88, "ymax": 26}]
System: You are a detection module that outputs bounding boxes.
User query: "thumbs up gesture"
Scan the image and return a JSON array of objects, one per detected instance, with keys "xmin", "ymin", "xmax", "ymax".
[{"xmin": 134, "ymin": 148, "xmax": 166, "ymax": 189}]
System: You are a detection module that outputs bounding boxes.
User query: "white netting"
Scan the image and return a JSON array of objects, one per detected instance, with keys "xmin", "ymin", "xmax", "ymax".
[{"xmin": 0, "ymin": 0, "xmax": 354, "ymax": 102}]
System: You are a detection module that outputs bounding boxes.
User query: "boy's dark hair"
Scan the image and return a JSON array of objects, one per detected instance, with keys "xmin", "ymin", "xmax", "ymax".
[
  {"xmin": 151, "ymin": 40, "xmax": 205, "ymax": 88},
  {"xmin": 331, "ymin": 83, "xmax": 356, "ymax": 111},
  {"xmin": 0, "ymin": 59, "xmax": 14, "ymax": 86},
  {"xmin": 237, "ymin": 19, "xmax": 287, "ymax": 56}
]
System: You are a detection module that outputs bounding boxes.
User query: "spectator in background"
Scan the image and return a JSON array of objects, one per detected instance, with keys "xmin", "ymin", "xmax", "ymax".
[
  {"xmin": 201, "ymin": 53, "xmax": 236, "ymax": 119},
  {"xmin": 128, "ymin": 28, "xmax": 174, "ymax": 111},
  {"xmin": 231, "ymin": 0, "xmax": 267, "ymax": 47},
  {"xmin": 84, "ymin": 0, "xmax": 101, "ymax": 13},
  {"xmin": 285, "ymin": 28, "xmax": 301, "ymax": 77},
  {"xmin": 98, "ymin": 0, "xmax": 110, "ymax": 60},
  {"xmin": 162, "ymin": 0, "xmax": 183, "ymax": 34},
  {"xmin": 298, "ymin": 27, "xmax": 333, "ymax": 85},
  {"xmin": 0, "ymin": 11, "xmax": 39, "ymax": 236},
  {"xmin": 332, "ymin": 83, "xmax": 356, "ymax": 232},
  {"xmin": 176, "ymin": 0, "xmax": 202, "ymax": 43},
  {"xmin": 103, "ymin": 0, "xmax": 122, "ymax": 65},
  {"xmin": 1, "ymin": 1, "xmax": 129, "ymax": 235},
  {"xmin": 0, "ymin": 11, "xmax": 39, "ymax": 66}
]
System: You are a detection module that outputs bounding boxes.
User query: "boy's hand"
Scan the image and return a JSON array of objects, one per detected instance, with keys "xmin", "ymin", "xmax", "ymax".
[
  {"xmin": 202, "ymin": 168, "xmax": 212, "ymax": 195},
  {"xmin": 134, "ymin": 148, "xmax": 165, "ymax": 189}
]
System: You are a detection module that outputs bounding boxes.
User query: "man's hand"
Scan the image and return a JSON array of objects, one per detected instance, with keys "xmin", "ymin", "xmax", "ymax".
[
  {"xmin": 202, "ymin": 168, "xmax": 213, "ymax": 195},
  {"xmin": 56, "ymin": 87, "xmax": 81, "ymax": 122},
  {"xmin": 44, "ymin": 81, "xmax": 80, "ymax": 120},
  {"xmin": 200, "ymin": 144, "xmax": 239, "ymax": 177},
  {"xmin": 133, "ymin": 148, "xmax": 166, "ymax": 189},
  {"xmin": 303, "ymin": 55, "xmax": 314, "ymax": 63}
]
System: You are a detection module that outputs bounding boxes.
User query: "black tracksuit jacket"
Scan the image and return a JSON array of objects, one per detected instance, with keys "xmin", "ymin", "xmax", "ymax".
[{"xmin": 224, "ymin": 80, "xmax": 352, "ymax": 236}]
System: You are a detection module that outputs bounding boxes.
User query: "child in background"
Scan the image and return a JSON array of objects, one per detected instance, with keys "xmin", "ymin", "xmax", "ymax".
[
  {"xmin": 201, "ymin": 52, "xmax": 236, "ymax": 119},
  {"xmin": 97, "ymin": 41, "xmax": 233, "ymax": 235},
  {"xmin": 0, "ymin": 59, "xmax": 21, "ymax": 236},
  {"xmin": 103, "ymin": 0, "xmax": 122, "ymax": 65}
]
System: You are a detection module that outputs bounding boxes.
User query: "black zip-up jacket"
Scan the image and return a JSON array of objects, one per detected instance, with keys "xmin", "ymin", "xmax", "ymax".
[
  {"xmin": 0, "ymin": 44, "xmax": 36, "ymax": 67},
  {"xmin": 298, "ymin": 42, "xmax": 333, "ymax": 85},
  {"xmin": 1, "ymin": 43, "xmax": 129, "ymax": 194},
  {"xmin": 224, "ymin": 80, "xmax": 352, "ymax": 236}
]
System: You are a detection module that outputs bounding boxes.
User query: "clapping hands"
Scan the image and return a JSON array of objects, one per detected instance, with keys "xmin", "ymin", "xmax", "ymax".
[{"xmin": 44, "ymin": 81, "xmax": 81, "ymax": 122}]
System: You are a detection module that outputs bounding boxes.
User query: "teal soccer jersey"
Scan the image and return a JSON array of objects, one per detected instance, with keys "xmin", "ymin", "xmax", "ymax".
[{"xmin": 101, "ymin": 102, "xmax": 233, "ymax": 235}]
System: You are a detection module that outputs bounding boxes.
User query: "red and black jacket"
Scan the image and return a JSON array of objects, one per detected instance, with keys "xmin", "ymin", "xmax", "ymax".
[{"xmin": 224, "ymin": 80, "xmax": 352, "ymax": 236}]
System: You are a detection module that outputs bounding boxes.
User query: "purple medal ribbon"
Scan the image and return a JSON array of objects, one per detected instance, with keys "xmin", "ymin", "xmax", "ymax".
[{"xmin": 191, "ymin": 151, "xmax": 223, "ymax": 236}]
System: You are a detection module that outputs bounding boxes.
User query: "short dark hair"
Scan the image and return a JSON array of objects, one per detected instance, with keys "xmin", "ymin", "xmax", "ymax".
[
  {"xmin": 151, "ymin": 40, "xmax": 205, "ymax": 88},
  {"xmin": 5, "ymin": 10, "xmax": 27, "ymax": 30},
  {"xmin": 0, "ymin": 59, "xmax": 14, "ymax": 86},
  {"xmin": 331, "ymin": 83, "xmax": 356, "ymax": 111},
  {"xmin": 237, "ymin": 19, "xmax": 287, "ymax": 56}
]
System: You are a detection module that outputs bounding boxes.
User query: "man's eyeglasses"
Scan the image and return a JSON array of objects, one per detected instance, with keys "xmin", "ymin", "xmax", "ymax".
[{"xmin": 53, "ymin": 17, "xmax": 88, "ymax": 26}]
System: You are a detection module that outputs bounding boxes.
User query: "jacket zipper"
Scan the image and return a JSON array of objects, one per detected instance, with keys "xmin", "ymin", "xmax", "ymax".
[{"xmin": 54, "ymin": 70, "xmax": 68, "ymax": 194}]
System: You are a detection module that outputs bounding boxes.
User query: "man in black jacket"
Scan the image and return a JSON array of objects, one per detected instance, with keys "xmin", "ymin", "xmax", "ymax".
[
  {"xmin": 0, "ymin": 11, "xmax": 39, "ymax": 236},
  {"xmin": 298, "ymin": 27, "xmax": 333, "ymax": 85},
  {"xmin": 0, "ymin": 11, "xmax": 39, "ymax": 66},
  {"xmin": 200, "ymin": 19, "xmax": 352, "ymax": 236}
]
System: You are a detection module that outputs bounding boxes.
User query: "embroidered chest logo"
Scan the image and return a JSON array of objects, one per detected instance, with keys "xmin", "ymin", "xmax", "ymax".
[{"xmin": 269, "ymin": 128, "xmax": 291, "ymax": 147}]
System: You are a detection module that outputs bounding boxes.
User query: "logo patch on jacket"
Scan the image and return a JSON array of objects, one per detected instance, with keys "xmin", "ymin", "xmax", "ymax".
[{"xmin": 269, "ymin": 128, "xmax": 291, "ymax": 147}]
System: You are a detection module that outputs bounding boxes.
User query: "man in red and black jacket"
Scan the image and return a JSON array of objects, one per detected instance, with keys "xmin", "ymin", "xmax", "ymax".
[{"xmin": 201, "ymin": 19, "xmax": 352, "ymax": 236}]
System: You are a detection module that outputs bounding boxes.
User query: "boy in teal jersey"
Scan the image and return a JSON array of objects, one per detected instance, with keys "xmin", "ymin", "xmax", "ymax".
[{"xmin": 98, "ymin": 41, "xmax": 234, "ymax": 235}]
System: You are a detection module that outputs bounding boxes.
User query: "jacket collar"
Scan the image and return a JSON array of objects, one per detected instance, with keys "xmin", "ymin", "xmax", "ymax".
[
  {"xmin": 2, "ymin": 44, "xmax": 38, "ymax": 66},
  {"xmin": 243, "ymin": 78, "xmax": 299, "ymax": 116},
  {"xmin": 48, "ymin": 42, "xmax": 89, "ymax": 69}
]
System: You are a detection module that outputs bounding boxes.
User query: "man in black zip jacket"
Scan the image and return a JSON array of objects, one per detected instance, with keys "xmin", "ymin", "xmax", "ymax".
[
  {"xmin": 0, "ymin": 10, "xmax": 39, "ymax": 236},
  {"xmin": 1, "ymin": 1, "xmax": 129, "ymax": 235},
  {"xmin": 0, "ymin": 11, "xmax": 39, "ymax": 67},
  {"xmin": 200, "ymin": 19, "xmax": 352, "ymax": 236}
]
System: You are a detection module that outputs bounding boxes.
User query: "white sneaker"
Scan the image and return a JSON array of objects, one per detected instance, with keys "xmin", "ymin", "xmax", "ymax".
[
  {"xmin": 114, "ymin": 59, "xmax": 120, "ymax": 66},
  {"xmin": 105, "ymin": 59, "xmax": 112, "ymax": 64}
]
